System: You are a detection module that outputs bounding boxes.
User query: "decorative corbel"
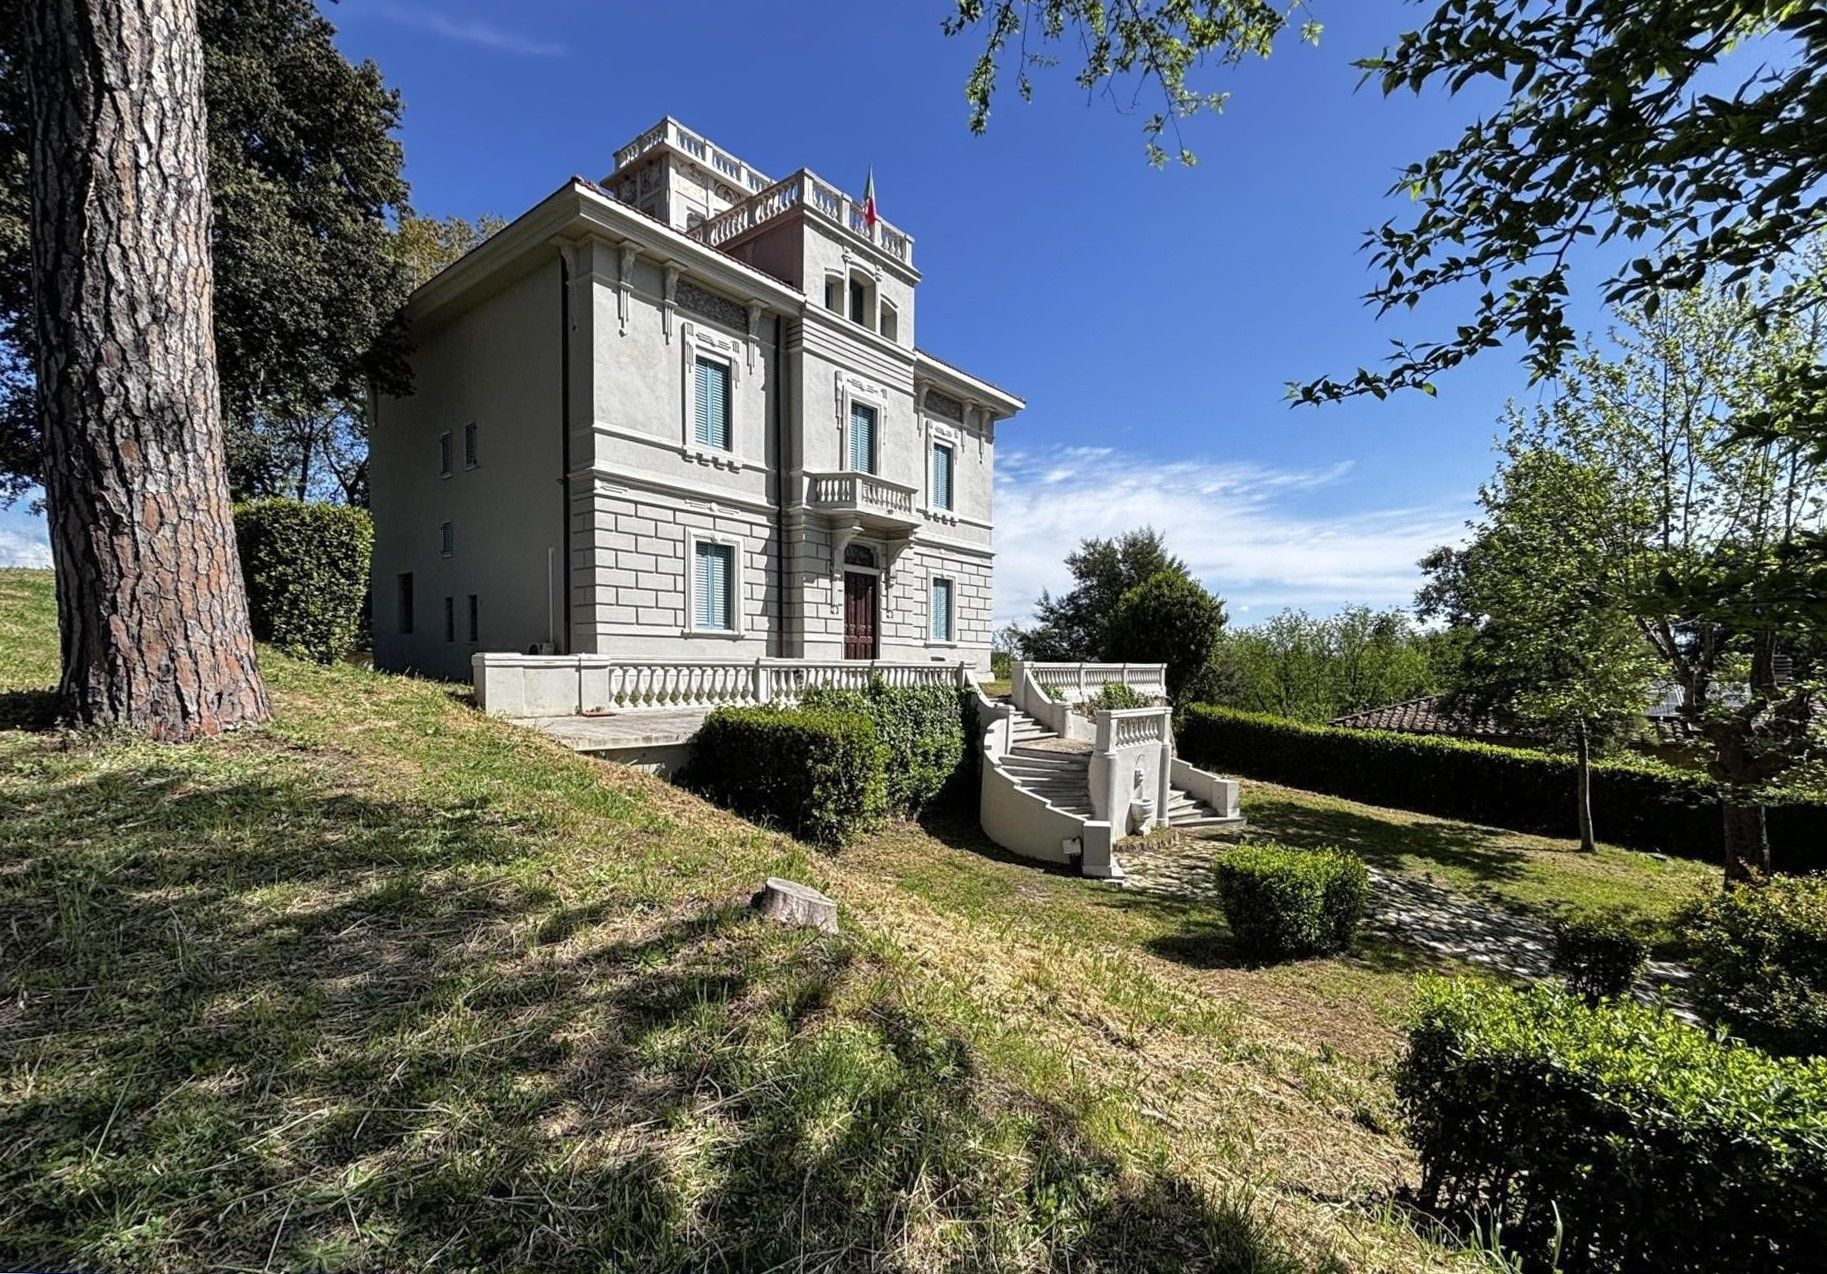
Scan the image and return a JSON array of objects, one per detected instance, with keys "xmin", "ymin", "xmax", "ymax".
[
  {"xmin": 831, "ymin": 522, "xmax": 862, "ymax": 587},
  {"xmin": 745, "ymin": 301, "xmax": 763, "ymax": 373},
  {"xmin": 616, "ymin": 242, "xmax": 637, "ymax": 336},
  {"xmin": 883, "ymin": 533, "xmax": 916, "ymax": 582},
  {"xmin": 661, "ymin": 262, "xmax": 683, "ymax": 342}
]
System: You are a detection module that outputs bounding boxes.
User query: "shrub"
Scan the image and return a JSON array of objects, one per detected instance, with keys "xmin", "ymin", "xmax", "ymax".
[
  {"xmin": 1177, "ymin": 703, "xmax": 1827, "ymax": 872},
  {"xmin": 1084, "ymin": 680, "xmax": 1148, "ymax": 712},
  {"xmin": 234, "ymin": 499, "xmax": 373, "ymax": 663},
  {"xmin": 1212, "ymin": 841, "xmax": 1367, "ymax": 960},
  {"xmin": 801, "ymin": 680, "xmax": 968, "ymax": 817},
  {"xmin": 1549, "ymin": 908, "xmax": 1648, "ymax": 1003},
  {"xmin": 1682, "ymin": 874, "xmax": 1827, "ymax": 1057},
  {"xmin": 1398, "ymin": 978, "xmax": 1827, "ymax": 1272},
  {"xmin": 687, "ymin": 707, "xmax": 881, "ymax": 846}
]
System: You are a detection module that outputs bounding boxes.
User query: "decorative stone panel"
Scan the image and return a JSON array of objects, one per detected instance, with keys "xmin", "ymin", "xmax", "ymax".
[{"xmin": 677, "ymin": 278, "xmax": 747, "ymax": 331}]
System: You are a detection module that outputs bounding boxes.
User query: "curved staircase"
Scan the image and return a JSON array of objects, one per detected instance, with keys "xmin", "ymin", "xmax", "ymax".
[{"xmin": 998, "ymin": 703, "xmax": 1244, "ymax": 837}]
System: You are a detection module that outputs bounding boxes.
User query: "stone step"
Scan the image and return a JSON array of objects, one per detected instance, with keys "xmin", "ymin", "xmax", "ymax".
[{"xmin": 1003, "ymin": 755, "xmax": 1088, "ymax": 772}]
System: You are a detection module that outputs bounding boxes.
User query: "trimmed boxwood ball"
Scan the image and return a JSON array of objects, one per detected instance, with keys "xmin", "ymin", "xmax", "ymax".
[
  {"xmin": 1398, "ymin": 978, "xmax": 1827, "ymax": 1272},
  {"xmin": 1549, "ymin": 908, "xmax": 1648, "ymax": 1003},
  {"xmin": 1212, "ymin": 841, "xmax": 1368, "ymax": 960},
  {"xmin": 234, "ymin": 499, "xmax": 373, "ymax": 664},
  {"xmin": 1681, "ymin": 873, "xmax": 1827, "ymax": 1057},
  {"xmin": 686, "ymin": 706, "xmax": 882, "ymax": 847}
]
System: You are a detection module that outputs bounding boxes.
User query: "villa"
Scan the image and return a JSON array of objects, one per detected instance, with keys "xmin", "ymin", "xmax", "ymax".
[
  {"xmin": 369, "ymin": 117, "xmax": 1243, "ymax": 879},
  {"xmin": 370, "ymin": 117, "xmax": 1015, "ymax": 681}
]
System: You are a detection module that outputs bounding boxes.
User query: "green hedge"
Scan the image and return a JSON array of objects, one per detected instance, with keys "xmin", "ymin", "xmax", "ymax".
[
  {"xmin": 801, "ymin": 681, "xmax": 968, "ymax": 816},
  {"xmin": 1398, "ymin": 979, "xmax": 1827, "ymax": 1272},
  {"xmin": 1178, "ymin": 704, "xmax": 1827, "ymax": 872},
  {"xmin": 234, "ymin": 499, "xmax": 373, "ymax": 664},
  {"xmin": 1212, "ymin": 841, "xmax": 1367, "ymax": 960},
  {"xmin": 1682, "ymin": 874, "xmax": 1827, "ymax": 1057},
  {"xmin": 687, "ymin": 707, "xmax": 881, "ymax": 847}
]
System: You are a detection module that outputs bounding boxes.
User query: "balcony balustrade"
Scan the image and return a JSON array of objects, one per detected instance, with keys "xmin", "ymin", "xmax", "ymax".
[
  {"xmin": 803, "ymin": 470, "xmax": 920, "ymax": 531},
  {"xmin": 612, "ymin": 118, "xmax": 772, "ymax": 195},
  {"xmin": 687, "ymin": 169, "xmax": 914, "ymax": 266}
]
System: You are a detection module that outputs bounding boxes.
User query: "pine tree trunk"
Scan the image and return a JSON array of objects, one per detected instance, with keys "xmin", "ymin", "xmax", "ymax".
[
  {"xmin": 1575, "ymin": 721, "xmax": 1596, "ymax": 853},
  {"xmin": 1722, "ymin": 801, "xmax": 1771, "ymax": 886},
  {"xmin": 25, "ymin": 0, "xmax": 269, "ymax": 739}
]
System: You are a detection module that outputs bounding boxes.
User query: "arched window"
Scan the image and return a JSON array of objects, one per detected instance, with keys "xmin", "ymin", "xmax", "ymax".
[{"xmin": 844, "ymin": 544, "xmax": 876, "ymax": 568}]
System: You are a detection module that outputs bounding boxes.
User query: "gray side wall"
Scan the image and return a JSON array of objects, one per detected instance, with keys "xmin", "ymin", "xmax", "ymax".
[{"xmin": 371, "ymin": 259, "xmax": 564, "ymax": 679}]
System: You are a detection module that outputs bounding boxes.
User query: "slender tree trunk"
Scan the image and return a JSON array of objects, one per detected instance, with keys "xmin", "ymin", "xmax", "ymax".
[
  {"xmin": 1723, "ymin": 801, "xmax": 1771, "ymax": 885},
  {"xmin": 1575, "ymin": 720, "xmax": 1596, "ymax": 853},
  {"xmin": 25, "ymin": 0, "xmax": 269, "ymax": 740}
]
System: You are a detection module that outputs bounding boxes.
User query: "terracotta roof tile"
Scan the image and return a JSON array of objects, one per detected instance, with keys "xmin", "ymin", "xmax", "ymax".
[{"xmin": 1330, "ymin": 694, "xmax": 1511, "ymax": 740}]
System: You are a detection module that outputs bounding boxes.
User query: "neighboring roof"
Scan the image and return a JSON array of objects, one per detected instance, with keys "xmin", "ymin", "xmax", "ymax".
[{"xmin": 1330, "ymin": 694, "xmax": 1513, "ymax": 741}]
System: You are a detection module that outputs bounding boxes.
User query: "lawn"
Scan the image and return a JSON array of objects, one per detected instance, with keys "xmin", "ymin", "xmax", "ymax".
[
  {"xmin": 0, "ymin": 569, "xmax": 1701, "ymax": 1271},
  {"xmin": 1231, "ymin": 782, "xmax": 1716, "ymax": 943}
]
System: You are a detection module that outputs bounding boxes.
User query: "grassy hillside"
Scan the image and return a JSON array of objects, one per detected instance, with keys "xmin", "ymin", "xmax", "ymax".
[{"xmin": 0, "ymin": 569, "xmax": 1508, "ymax": 1271}]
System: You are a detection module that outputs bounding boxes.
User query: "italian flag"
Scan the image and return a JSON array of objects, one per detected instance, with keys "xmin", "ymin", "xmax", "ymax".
[{"xmin": 862, "ymin": 168, "xmax": 878, "ymax": 229}]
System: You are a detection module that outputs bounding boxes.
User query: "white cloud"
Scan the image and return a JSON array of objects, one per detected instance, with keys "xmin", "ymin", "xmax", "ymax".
[
  {"xmin": 0, "ymin": 519, "xmax": 51, "ymax": 569},
  {"xmin": 992, "ymin": 446, "xmax": 1469, "ymax": 626},
  {"xmin": 366, "ymin": 2, "xmax": 565, "ymax": 57}
]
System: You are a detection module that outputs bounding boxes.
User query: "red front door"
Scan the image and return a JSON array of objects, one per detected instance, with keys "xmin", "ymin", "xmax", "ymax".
[{"xmin": 844, "ymin": 571, "xmax": 878, "ymax": 660}]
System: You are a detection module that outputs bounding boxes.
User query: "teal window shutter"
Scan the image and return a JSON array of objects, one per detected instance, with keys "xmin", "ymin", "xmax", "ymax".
[
  {"xmin": 694, "ymin": 357, "xmax": 731, "ymax": 450},
  {"xmin": 931, "ymin": 578, "xmax": 953, "ymax": 641},
  {"xmin": 932, "ymin": 443, "xmax": 954, "ymax": 510},
  {"xmin": 849, "ymin": 402, "xmax": 876, "ymax": 473},
  {"xmin": 696, "ymin": 541, "xmax": 733, "ymax": 630}
]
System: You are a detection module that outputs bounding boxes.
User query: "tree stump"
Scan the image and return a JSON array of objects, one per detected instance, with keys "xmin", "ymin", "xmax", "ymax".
[{"xmin": 751, "ymin": 877, "xmax": 838, "ymax": 935}]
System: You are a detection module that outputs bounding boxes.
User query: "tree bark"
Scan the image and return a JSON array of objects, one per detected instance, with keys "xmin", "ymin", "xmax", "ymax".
[
  {"xmin": 25, "ymin": 0, "xmax": 269, "ymax": 739},
  {"xmin": 1575, "ymin": 720, "xmax": 1596, "ymax": 853},
  {"xmin": 1722, "ymin": 801, "xmax": 1771, "ymax": 886}
]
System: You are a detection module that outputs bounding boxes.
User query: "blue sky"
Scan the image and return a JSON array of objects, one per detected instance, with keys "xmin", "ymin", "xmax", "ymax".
[{"xmin": 3, "ymin": 0, "xmax": 1624, "ymax": 623}]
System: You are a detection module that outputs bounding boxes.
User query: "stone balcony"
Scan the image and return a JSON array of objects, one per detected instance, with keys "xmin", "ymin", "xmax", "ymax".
[
  {"xmin": 803, "ymin": 470, "xmax": 921, "ymax": 534},
  {"xmin": 687, "ymin": 169, "xmax": 915, "ymax": 268}
]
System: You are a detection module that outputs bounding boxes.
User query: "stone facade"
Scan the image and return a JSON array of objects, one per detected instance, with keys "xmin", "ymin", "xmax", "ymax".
[{"xmin": 370, "ymin": 117, "xmax": 1023, "ymax": 680}]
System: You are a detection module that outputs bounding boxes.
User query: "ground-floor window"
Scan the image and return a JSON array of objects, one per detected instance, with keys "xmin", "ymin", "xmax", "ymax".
[
  {"xmin": 694, "ymin": 540, "xmax": 736, "ymax": 632},
  {"xmin": 467, "ymin": 593, "xmax": 479, "ymax": 644},
  {"xmin": 931, "ymin": 576, "xmax": 955, "ymax": 642},
  {"xmin": 397, "ymin": 572, "xmax": 414, "ymax": 634},
  {"xmin": 443, "ymin": 596, "xmax": 455, "ymax": 643}
]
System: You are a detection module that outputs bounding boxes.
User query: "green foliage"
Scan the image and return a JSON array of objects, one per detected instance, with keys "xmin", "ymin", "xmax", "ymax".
[
  {"xmin": 1104, "ymin": 569, "xmax": 1227, "ymax": 702},
  {"xmin": 0, "ymin": 0, "xmax": 415, "ymax": 504},
  {"xmin": 687, "ymin": 707, "xmax": 881, "ymax": 847},
  {"xmin": 1007, "ymin": 528, "xmax": 1185, "ymax": 662},
  {"xmin": 1549, "ymin": 909, "xmax": 1648, "ymax": 1004},
  {"xmin": 233, "ymin": 499, "xmax": 372, "ymax": 663},
  {"xmin": 1204, "ymin": 606, "xmax": 1438, "ymax": 724},
  {"xmin": 1420, "ymin": 448, "xmax": 1659, "ymax": 753},
  {"xmin": 1176, "ymin": 704, "xmax": 1827, "ymax": 872},
  {"xmin": 1084, "ymin": 681, "xmax": 1148, "ymax": 712},
  {"xmin": 1398, "ymin": 979, "xmax": 1827, "ymax": 1272},
  {"xmin": 1212, "ymin": 842, "xmax": 1367, "ymax": 961},
  {"xmin": 943, "ymin": 0, "xmax": 1314, "ymax": 167},
  {"xmin": 801, "ymin": 680, "xmax": 969, "ymax": 817},
  {"xmin": 1682, "ymin": 875, "xmax": 1827, "ymax": 1057},
  {"xmin": 949, "ymin": 0, "xmax": 1827, "ymax": 428}
]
